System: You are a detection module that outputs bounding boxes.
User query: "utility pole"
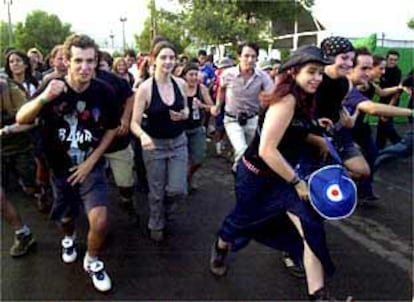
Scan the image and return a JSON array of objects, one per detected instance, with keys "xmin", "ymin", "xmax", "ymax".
[
  {"xmin": 4, "ymin": 0, "xmax": 13, "ymax": 45},
  {"xmin": 149, "ymin": 0, "xmax": 157, "ymax": 45},
  {"xmin": 109, "ymin": 31, "xmax": 115, "ymax": 49},
  {"xmin": 120, "ymin": 16, "xmax": 127, "ymax": 50}
]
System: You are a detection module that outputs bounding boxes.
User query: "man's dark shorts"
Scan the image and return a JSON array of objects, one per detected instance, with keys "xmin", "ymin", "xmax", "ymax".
[{"xmin": 50, "ymin": 162, "xmax": 108, "ymax": 224}]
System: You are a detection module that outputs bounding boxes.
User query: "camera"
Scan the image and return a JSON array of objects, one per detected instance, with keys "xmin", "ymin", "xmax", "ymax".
[{"xmin": 238, "ymin": 112, "xmax": 248, "ymax": 126}]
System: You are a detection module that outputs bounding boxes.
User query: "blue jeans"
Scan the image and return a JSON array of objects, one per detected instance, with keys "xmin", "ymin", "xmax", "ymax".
[
  {"xmin": 218, "ymin": 161, "xmax": 335, "ymax": 276},
  {"xmin": 142, "ymin": 133, "xmax": 188, "ymax": 231}
]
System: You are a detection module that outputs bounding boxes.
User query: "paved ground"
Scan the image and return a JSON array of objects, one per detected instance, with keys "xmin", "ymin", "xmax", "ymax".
[{"xmin": 1, "ymin": 125, "xmax": 413, "ymax": 301}]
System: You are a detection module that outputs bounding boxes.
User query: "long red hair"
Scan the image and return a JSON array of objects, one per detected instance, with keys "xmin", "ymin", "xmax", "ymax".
[{"xmin": 260, "ymin": 67, "xmax": 315, "ymax": 118}]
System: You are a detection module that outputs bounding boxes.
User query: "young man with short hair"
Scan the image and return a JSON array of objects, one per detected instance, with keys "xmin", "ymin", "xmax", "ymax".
[
  {"xmin": 17, "ymin": 34, "xmax": 118, "ymax": 292},
  {"xmin": 211, "ymin": 42, "xmax": 274, "ymax": 172}
]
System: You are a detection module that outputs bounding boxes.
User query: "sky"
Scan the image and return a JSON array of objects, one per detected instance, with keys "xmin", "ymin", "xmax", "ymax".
[{"xmin": 1, "ymin": 0, "xmax": 413, "ymax": 50}]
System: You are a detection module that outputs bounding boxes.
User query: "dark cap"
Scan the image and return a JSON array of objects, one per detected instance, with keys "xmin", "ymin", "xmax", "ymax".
[
  {"xmin": 279, "ymin": 45, "xmax": 332, "ymax": 73},
  {"xmin": 320, "ymin": 36, "xmax": 354, "ymax": 58},
  {"xmin": 217, "ymin": 57, "xmax": 234, "ymax": 69}
]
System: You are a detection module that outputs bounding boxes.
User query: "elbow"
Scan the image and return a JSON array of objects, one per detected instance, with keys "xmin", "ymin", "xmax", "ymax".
[
  {"xmin": 258, "ymin": 146, "xmax": 271, "ymax": 162},
  {"xmin": 366, "ymin": 108, "xmax": 378, "ymax": 115},
  {"xmin": 15, "ymin": 111, "xmax": 28, "ymax": 124}
]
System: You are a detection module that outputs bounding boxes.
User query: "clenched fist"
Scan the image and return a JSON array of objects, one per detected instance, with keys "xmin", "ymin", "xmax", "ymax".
[{"xmin": 41, "ymin": 79, "xmax": 67, "ymax": 103}]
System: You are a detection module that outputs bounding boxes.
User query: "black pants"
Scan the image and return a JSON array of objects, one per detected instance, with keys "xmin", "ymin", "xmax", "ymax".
[{"xmin": 376, "ymin": 118, "xmax": 401, "ymax": 150}]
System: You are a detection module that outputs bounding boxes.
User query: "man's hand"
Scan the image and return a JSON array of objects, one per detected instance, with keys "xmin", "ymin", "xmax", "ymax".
[
  {"xmin": 339, "ymin": 107, "xmax": 359, "ymax": 129},
  {"xmin": 67, "ymin": 159, "xmax": 95, "ymax": 186},
  {"xmin": 317, "ymin": 117, "xmax": 333, "ymax": 129},
  {"xmin": 117, "ymin": 118, "xmax": 129, "ymax": 136},
  {"xmin": 41, "ymin": 79, "xmax": 67, "ymax": 103}
]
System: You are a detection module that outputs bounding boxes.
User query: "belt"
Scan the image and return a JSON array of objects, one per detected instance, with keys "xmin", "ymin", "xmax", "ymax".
[
  {"xmin": 225, "ymin": 112, "xmax": 256, "ymax": 119},
  {"xmin": 242, "ymin": 156, "xmax": 274, "ymax": 177}
]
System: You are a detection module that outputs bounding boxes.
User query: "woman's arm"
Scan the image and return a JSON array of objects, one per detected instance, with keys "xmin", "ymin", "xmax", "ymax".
[
  {"xmin": 199, "ymin": 84, "xmax": 214, "ymax": 110},
  {"xmin": 258, "ymin": 95, "xmax": 297, "ymax": 182},
  {"xmin": 258, "ymin": 95, "xmax": 308, "ymax": 200}
]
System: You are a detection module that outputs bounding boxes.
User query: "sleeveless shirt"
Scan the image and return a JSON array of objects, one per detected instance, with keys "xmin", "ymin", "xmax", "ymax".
[{"xmin": 143, "ymin": 78, "xmax": 185, "ymax": 139}]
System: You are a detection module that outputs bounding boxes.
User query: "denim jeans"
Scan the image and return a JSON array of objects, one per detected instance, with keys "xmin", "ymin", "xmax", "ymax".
[
  {"xmin": 142, "ymin": 133, "xmax": 188, "ymax": 231},
  {"xmin": 224, "ymin": 115, "xmax": 258, "ymax": 171}
]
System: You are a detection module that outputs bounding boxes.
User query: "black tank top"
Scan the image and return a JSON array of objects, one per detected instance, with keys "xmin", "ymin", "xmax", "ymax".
[
  {"xmin": 244, "ymin": 106, "xmax": 315, "ymax": 174},
  {"xmin": 142, "ymin": 78, "xmax": 185, "ymax": 139},
  {"xmin": 185, "ymin": 84, "xmax": 205, "ymax": 130}
]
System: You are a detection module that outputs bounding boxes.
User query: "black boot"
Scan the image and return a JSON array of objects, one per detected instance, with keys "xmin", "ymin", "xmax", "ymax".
[{"xmin": 308, "ymin": 287, "xmax": 333, "ymax": 301}]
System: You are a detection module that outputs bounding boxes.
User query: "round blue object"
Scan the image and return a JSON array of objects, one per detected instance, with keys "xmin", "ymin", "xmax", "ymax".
[{"xmin": 307, "ymin": 165, "xmax": 357, "ymax": 220}]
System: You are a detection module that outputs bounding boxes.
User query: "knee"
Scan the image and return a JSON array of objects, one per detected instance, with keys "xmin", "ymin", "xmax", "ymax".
[
  {"xmin": 353, "ymin": 165, "xmax": 370, "ymax": 179},
  {"xmin": 88, "ymin": 209, "xmax": 108, "ymax": 234}
]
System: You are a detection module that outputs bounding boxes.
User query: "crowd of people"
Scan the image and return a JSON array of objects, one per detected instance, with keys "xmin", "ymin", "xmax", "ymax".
[{"xmin": 1, "ymin": 32, "xmax": 413, "ymax": 300}]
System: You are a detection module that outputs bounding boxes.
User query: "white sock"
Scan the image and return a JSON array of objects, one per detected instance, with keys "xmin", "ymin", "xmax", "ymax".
[
  {"xmin": 64, "ymin": 233, "xmax": 76, "ymax": 242},
  {"xmin": 15, "ymin": 225, "xmax": 30, "ymax": 236},
  {"xmin": 84, "ymin": 252, "xmax": 98, "ymax": 263}
]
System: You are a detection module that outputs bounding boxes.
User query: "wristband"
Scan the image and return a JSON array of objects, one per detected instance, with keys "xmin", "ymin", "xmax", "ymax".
[
  {"xmin": 3, "ymin": 125, "xmax": 12, "ymax": 135},
  {"xmin": 38, "ymin": 98, "xmax": 48, "ymax": 105},
  {"xmin": 289, "ymin": 174, "xmax": 301, "ymax": 186},
  {"xmin": 137, "ymin": 129, "xmax": 145, "ymax": 137}
]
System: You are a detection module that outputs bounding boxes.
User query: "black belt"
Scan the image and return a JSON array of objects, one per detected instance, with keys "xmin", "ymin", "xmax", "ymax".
[{"xmin": 225, "ymin": 112, "xmax": 256, "ymax": 119}]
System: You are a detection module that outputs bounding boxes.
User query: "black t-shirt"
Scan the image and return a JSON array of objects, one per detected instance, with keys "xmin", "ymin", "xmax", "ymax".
[
  {"xmin": 315, "ymin": 73, "xmax": 350, "ymax": 123},
  {"xmin": 38, "ymin": 78, "xmax": 118, "ymax": 176},
  {"xmin": 96, "ymin": 70, "xmax": 134, "ymax": 153},
  {"xmin": 379, "ymin": 66, "xmax": 401, "ymax": 104}
]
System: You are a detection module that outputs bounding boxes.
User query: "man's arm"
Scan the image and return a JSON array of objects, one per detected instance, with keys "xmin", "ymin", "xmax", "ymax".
[
  {"xmin": 16, "ymin": 79, "xmax": 66, "ymax": 124},
  {"xmin": 357, "ymin": 100, "xmax": 413, "ymax": 117},
  {"xmin": 117, "ymin": 94, "xmax": 134, "ymax": 136}
]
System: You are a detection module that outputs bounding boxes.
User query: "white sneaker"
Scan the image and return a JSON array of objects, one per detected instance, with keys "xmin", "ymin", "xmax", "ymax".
[
  {"xmin": 84, "ymin": 257, "xmax": 112, "ymax": 292},
  {"xmin": 61, "ymin": 237, "xmax": 77, "ymax": 263}
]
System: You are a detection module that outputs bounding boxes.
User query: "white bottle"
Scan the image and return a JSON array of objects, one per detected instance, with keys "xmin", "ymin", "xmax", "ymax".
[{"xmin": 192, "ymin": 97, "xmax": 200, "ymax": 120}]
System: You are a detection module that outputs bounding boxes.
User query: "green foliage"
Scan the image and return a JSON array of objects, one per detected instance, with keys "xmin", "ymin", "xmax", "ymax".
[
  {"xmin": 180, "ymin": 0, "xmax": 266, "ymax": 47},
  {"xmin": 408, "ymin": 18, "xmax": 414, "ymax": 29},
  {"xmin": 135, "ymin": 5, "xmax": 191, "ymax": 54},
  {"xmin": 0, "ymin": 21, "xmax": 12, "ymax": 67},
  {"xmin": 280, "ymin": 49, "xmax": 291, "ymax": 62},
  {"xmin": 351, "ymin": 34, "xmax": 377, "ymax": 52},
  {"xmin": 13, "ymin": 10, "xmax": 72, "ymax": 57}
]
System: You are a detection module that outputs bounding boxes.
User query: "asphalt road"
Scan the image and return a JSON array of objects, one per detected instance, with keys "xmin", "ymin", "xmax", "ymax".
[{"xmin": 1, "ymin": 127, "xmax": 412, "ymax": 301}]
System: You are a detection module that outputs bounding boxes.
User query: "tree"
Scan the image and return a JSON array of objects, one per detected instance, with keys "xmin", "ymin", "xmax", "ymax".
[
  {"xmin": 408, "ymin": 18, "xmax": 414, "ymax": 29},
  {"xmin": 135, "ymin": 7, "xmax": 191, "ymax": 54},
  {"xmin": 177, "ymin": 0, "xmax": 314, "ymax": 53},
  {"xmin": 179, "ymin": 0, "xmax": 266, "ymax": 48},
  {"xmin": 0, "ymin": 20, "xmax": 12, "ymax": 66},
  {"xmin": 13, "ymin": 10, "xmax": 72, "ymax": 57}
]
